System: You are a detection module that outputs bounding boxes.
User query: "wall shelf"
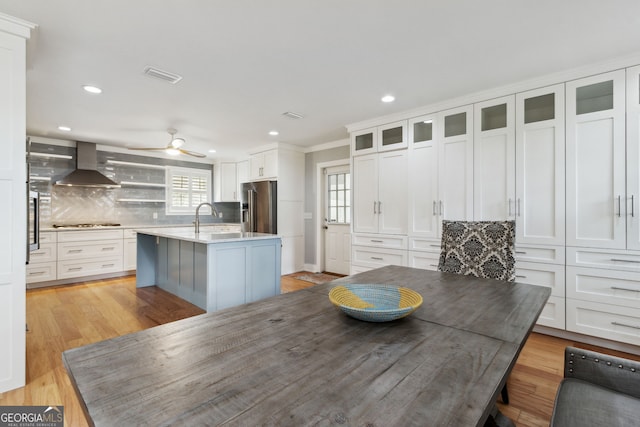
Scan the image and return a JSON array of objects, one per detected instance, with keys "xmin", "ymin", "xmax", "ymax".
[
  {"xmin": 106, "ymin": 160, "xmax": 166, "ymax": 170},
  {"xmin": 120, "ymin": 181, "xmax": 166, "ymax": 188},
  {"xmin": 116, "ymin": 199, "xmax": 166, "ymax": 203},
  {"xmin": 30, "ymin": 152, "xmax": 73, "ymax": 160}
]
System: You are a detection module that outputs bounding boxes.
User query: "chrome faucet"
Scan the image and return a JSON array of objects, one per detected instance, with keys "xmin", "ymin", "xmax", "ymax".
[{"xmin": 195, "ymin": 202, "xmax": 219, "ymax": 233}]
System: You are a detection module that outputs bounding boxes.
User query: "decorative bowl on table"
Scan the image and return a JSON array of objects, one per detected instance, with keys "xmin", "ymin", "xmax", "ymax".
[{"xmin": 328, "ymin": 284, "xmax": 423, "ymax": 322}]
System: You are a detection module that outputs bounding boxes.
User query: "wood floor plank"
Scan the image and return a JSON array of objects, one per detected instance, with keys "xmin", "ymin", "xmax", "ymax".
[{"xmin": 2, "ymin": 272, "xmax": 639, "ymax": 426}]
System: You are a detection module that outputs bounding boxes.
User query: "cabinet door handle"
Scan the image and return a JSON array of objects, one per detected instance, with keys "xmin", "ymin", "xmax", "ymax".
[
  {"xmin": 439, "ymin": 201, "xmax": 443, "ymax": 216},
  {"xmin": 515, "ymin": 251, "xmax": 527, "ymax": 254},
  {"xmin": 429, "ymin": 264, "xmax": 438, "ymax": 267},
  {"xmin": 69, "ymin": 267, "xmax": 82, "ymax": 271},
  {"xmin": 515, "ymin": 275, "xmax": 527, "ymax": 279},
  {"xmin": 610, "ymin": 258, "xmax": 640, "ymax": 264},
  {"xmin": 370, "ymin": 239, "xmax": 383, "ymax": 243},
  {"xmin": 611, "ymin": 286, "xmax": 640, "ymax": 292},
  {"xmin": 632, "ymin": 195, "xmax": 635, "ymax": 218},
  {"xmin": 429, "ymin": 244, "xmax": 441, "ymax": 248},
  {"xmin": 508, "ymin": 198, "xmax": 512, "ymax": 217},
  {"xmin": 517, "ymin": 198, "xmax": 521, "ymax": 217},
  {"xmin": 102, "ymin": 263, "xmax": 115, "ymax": 268},
  {"xmin": 378, "ymin": 201, "xmax": 382, "ymax": 214},
  {"xmin": 69, "ymin": 249, "xmax": 82, "ymax": 253},
  {"xmin": 612, "ymin": 321, "xmax": 640, "ymax": 330},
  {"xmin": 373, "ymin": 201, "xmax": 377, "ymax": 214},
  {"xmin": 102, "ymin": 247, "xmax": 114, "ymax": 251},
  {"xmin": 432, "ymin": 201, "xmax": 437, "ymax": 216},
  {"xmin": 617, "ymin": 195, "xmax": 622, "ymax": 217},
  {"xmin": 370, "ymin": 257, "xmax": 384, "ymax": 261},
  {"xmin": 28, "ymin": 271, "xmax": 45, "ymax": 276}
]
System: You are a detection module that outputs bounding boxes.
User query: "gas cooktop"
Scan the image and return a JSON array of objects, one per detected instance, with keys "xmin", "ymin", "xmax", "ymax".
[{"xmin": 52, "ymin": 223, "xmax": 121, "ymax": 229}]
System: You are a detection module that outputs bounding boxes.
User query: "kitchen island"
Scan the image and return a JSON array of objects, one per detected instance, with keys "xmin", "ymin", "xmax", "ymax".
[{"xmin": 135, "ymin": 227, "xmax": 281, "ymax": 312}]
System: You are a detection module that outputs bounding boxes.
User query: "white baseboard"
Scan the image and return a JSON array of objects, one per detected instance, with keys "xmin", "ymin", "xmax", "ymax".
[
  {"xmin": 303, "ymin": 263, "xmax": 320, "ymax": 273},
  {"xmin": 534, "ymin": 325, "xmax": 640, "ymax": 356}
]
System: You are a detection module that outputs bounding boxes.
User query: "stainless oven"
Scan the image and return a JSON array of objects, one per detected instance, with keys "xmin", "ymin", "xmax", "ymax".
[{"xmin": 27, "ymin": 189, "xmax": 39, "ymax": 261}]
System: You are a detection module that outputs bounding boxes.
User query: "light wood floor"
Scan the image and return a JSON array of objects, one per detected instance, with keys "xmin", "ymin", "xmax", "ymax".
[{"xmin": 1, "ymin": 274, "xmax": 638, "ymax": 427}]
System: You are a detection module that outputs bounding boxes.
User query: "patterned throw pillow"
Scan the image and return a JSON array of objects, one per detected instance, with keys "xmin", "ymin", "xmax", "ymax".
[{"xmin": 437, "ymin": 221, "xmax": 516, "ymax": 282}]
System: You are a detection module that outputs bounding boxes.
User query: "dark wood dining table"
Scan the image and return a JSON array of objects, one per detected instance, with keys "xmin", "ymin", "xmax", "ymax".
[{"xmin": 63, "ymin": 265, "xmax": 550, "ymax": 426}]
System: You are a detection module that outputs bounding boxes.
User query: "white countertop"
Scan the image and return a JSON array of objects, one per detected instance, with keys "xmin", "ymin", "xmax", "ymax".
[
  {"xmin": 41, "ymin": 223, "xmax": 241, "ymax": 232},
  {"xmin": 135, "ymin": 227, "xmax": 280, "ymax": 244}
]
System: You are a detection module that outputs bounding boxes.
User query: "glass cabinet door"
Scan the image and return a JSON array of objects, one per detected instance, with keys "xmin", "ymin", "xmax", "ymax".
[
  {"xmin": 351, "ymin": 128, "xmax": 377, "ymax": 156},
  {"xmin": 409, "ymin": 115, "xmax": 435, "ymax": 147},
  {"xmin": 377, "ymin": 120, "xmax": 408, "ymax": 152}
]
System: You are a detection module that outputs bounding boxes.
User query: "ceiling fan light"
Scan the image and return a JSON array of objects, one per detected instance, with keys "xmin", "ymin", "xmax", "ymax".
[
  {"xmin": 166, "ymin": 148, "xmax": 180, "ymax": 156},
  {"xmin": 171, "ymin": 138, "xmax": 185, "ymax": 148}
]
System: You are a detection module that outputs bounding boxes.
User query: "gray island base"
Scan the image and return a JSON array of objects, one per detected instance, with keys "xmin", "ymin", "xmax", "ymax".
[{"xmin": 135, "ymin": 227, "xmax": 282, "ymax": 312}]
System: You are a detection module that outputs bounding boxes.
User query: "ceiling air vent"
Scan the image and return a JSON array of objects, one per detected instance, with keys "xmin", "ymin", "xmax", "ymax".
[
  {"xmin": 282, "ymin": 111, "xmax": 304, "ymax": 119},
  {"xmin": 143, "ymin": 66, "xmax": 183, "ymax": 84}
]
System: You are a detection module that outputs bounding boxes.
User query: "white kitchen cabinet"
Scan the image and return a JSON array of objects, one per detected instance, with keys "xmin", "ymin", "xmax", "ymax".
[
  {"xmin": 408, "ymin": 114, "xmax": 439, "ymax": 239},
  {"xmin": 473, "ymin": 95, "xmax": 515, "ymax": 220},
  {"xmin": 57, "ymin": 229, "xmax": 124, "ymax": 280},
  {"xmin": 437, "ymin": 105, "xmax": 474, "ymax": 222},
  {"xmin": 351, "ymin": 121, "xmax": 407, "ymax": 156},
  {"xmin": 26, "ymin": 232, "xmax": 57, "ymax": 285},
  {"xmin": 218, "ymin": 162, "xmax": 238, "ymax": 201},
  {"xmin": 250, "ymin": 149, "xmax": 278, "ymax": 180},
  {"xmin": 566, "ymin": 70, "xmax": 626, "ymax": 249},
  {"xmin": 352, "ymin": 151, "xmax": 407, "ymax": 235},
  {"xmin": 515, "ymin": 84, "xmax": 565, "ymax": 246},
  {"xmin": 516, "ymin": 261, "xmax": 566, "ymax": 329},
  {"xmin": 236, "ymin": 160, "xmax": 249, "ymax": 187},
  {"xmin": 123, "ymin": 228, "xmax": 138, "ymax": 271},
  {"xmin": 626, "ymin": 65, "xmax": 640, "ymax": 250},
  {"xmin": 408, "ymin": 250, "xmax": 440, "ymax": 271}
]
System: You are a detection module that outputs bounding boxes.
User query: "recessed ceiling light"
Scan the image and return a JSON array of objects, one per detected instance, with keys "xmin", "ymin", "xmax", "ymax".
[
  {"xmin": 381, "ymin": 95, "xmax": 395, "ymax": 103},
  {"xmin": 208, "ymin": 149, "xmax": 217, "ymax": 153},
  {"xmin": 83, "ymin": 85, "xmax": 102, "ymax": 94},
  {"xmin": 423, "ymin": 120, "xmax": 433, "ymax": 124},
  {"xmin": 58, "ymin": 126, "xmax": 71, "ymax": 131},
  {"xmin": 269, "ymin": 130, "xmax": 279, "ymax": 136}
]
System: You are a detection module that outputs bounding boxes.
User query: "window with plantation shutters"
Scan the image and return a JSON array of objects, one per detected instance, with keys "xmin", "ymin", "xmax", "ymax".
[{"xmin": 166, "ymin": 166, "xmax": 212, "ymax": 214}]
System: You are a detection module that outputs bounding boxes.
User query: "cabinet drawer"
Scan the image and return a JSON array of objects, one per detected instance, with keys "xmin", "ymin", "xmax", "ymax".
[
  {"xmin": 39, "ymin": 231, "xmax": 57, "ymax": 244},
  {"xmin": 515, "ymin": 262, "xmax": 565, "ymax": 297},
  {"xmin": 58, "ymin": 240, "xmax": 123, "ymax": 260},
  {"xmin": 537, "ymin": 295, "xmax": 565, "ymax": 330},
  {"xmin": 57, "ymin": 229, "xmax": 124, "ymax": 242},
  {"xmin": 350, "ymin": 264, "xmax": 373, "ymax": 275},
  {"xmin": 28, "ymin": 243, "xmax": 57, "ymax": 264},
  {"xmin": 26, "ymin": 262, "xmax": 57, "ymax": 283},
  {"xmin": 351, "ymin": 246, "xmax": 407, "ymax": 269},
  {"xmin": 515, "ymin": 244, "xmax": 564, "ymax": 264},
  {"xmin": 352, "ymin": 233, "xmax": 407, "ymax": 250},
  {"xmin": 408, "ymin": 251, "xmax": 439, "ymax": 271},
  {"xmin": 123, "ymin": 229, "xmax": 138, "ymax": 239},
  {"xmin": 567, "ymin": 266, "xmax": 640, "ymax": 309},
  {"xmin": 567, "ymin": 247, "xmax": 640, "ymax": 271},
  {"xmin": 567, "ymin": 299, "xmax": 640, "ymax": 347},
  {"xmin": 408, "ymin": 237, "xmax": 441, "ymax": 252},
  {"xmin": 57, "ymin": 256, "xmax": 123, "ymax": 279}
]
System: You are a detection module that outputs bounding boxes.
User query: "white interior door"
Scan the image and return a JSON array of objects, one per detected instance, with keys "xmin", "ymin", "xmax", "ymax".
[{"xmin": 324, "ymin": 165, "xmax": 351, "ymax": 275}]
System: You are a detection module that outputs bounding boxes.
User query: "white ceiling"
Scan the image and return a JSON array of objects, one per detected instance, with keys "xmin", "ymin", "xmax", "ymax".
[{"xmin": 2, "ymin": 1, "xmax": 640, "ymax": 161}]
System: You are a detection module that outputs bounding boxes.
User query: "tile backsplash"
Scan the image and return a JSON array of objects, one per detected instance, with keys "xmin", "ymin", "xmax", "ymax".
[{"xmin": 29, "ymin": 141, "xmax": 239, "ymax": 227}]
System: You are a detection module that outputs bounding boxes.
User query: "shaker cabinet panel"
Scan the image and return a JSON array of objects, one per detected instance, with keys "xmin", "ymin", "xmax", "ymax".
[
  {"xmin": 473, "ymin": 96, "xmax": 515, "ymax": 221},
  {"xmin": 627, "ymin": 65, "xmax": 640, "ymax": 250},
  {"xmin": 515, "ymin": 84, "xmax": 565, "ymax": 246},
  {"xmin": 566, "ymin": 70, "xmax": 626, "ymax": 249}
]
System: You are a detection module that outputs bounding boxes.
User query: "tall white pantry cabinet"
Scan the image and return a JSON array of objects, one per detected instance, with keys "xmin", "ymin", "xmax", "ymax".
[
  {"xmin": 565, "ymin": 68, "xmax": 640, "ymax": 347},
  {"xmin": 349, "ymin": 63, "xmax": 640, "ymax": 349},
  {"xmin": 0, "ymin": 14, "xmax": 34, "ymax": 393}
]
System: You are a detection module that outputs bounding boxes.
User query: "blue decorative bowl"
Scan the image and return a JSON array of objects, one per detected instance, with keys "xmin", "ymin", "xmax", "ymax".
[{"xmin": 328, "ymin": 284, "xmax": 423, "ymax": 322}]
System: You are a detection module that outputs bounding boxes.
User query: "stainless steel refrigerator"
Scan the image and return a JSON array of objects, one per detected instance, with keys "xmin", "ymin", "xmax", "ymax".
[{"xmin": 241, "ymin": 181, "xmax": 277, "ymax": 234}]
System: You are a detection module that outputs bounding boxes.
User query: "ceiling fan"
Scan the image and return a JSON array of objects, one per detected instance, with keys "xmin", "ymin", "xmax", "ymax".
[{"xmin": 128, "ymin": 128, "xmax": 206, "ymax": 158}]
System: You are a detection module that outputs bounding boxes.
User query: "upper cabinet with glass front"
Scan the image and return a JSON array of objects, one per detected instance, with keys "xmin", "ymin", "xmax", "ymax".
[{"xmin": 351, "ymin": 120, "xmax": 407, "ymax": 156}]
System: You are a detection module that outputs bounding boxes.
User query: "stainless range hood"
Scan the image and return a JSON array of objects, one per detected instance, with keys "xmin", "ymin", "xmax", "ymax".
[{"xmin": 55, "ymin": 142, "xmax": 120, "ymax": 188}]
